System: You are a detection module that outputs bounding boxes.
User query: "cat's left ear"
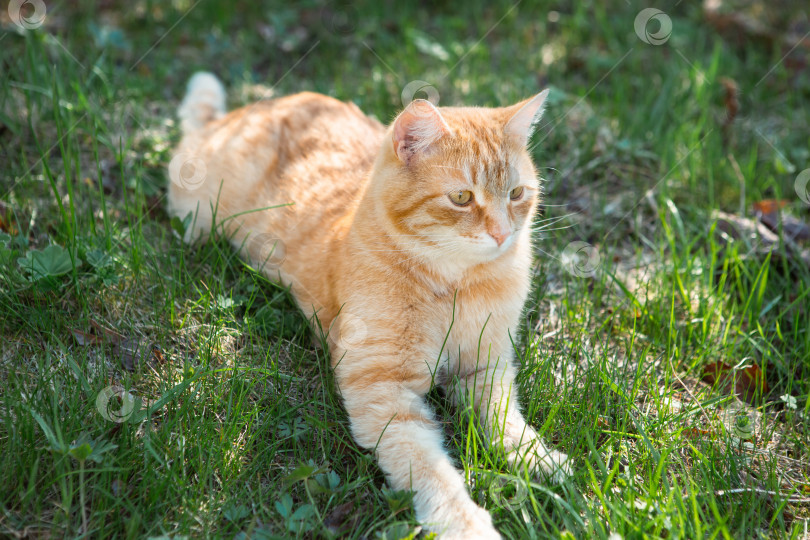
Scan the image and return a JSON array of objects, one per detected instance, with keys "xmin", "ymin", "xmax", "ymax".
[
  {"xmin": 504, "ymin": 89, "xmax": 550, "ymax": 146},
  {"xmin": 392, "ymin": 99, "xmax": 452, "ymax": 165}
]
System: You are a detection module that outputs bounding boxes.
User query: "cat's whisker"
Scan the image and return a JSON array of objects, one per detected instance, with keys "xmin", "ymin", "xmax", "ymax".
[
  {"xmin": 531, "ymin": 223, "xmax": 575, "ymax": 233},
  {"xmin": 530, "ymin": 215, "xmax": 580, "ymax": 233},
  {"xmin": 531, "ymin": 224, "xmax": 578, "ymax": 234},
  {"xmin": 534, "ymin": 246, "xmax": 563, "ymax": 262},
  {"xmin": 531, "ymin": 219, "xmax": 570, "ymax": 231},
  {"xmin": 531, "ymin": 217, "xmax": 577, "ymax": 230},
  {"xmin": 533, "ymin": 211, "xmax": 581, "ymax": 224}
]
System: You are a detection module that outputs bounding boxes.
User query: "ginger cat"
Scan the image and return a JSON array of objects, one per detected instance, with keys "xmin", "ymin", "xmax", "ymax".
[{"xmin": 168, "ymin": 72, "xmax": 570, "ymax": 539}]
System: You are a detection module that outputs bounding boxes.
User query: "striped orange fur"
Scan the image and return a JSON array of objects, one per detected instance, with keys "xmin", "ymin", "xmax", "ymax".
[{"xmin": 168, "ymin": 72, "xmax": 570, "ymax": 539}]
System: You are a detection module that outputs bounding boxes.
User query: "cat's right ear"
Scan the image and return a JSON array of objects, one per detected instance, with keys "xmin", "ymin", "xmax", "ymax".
[
  {"xmin": 392, "ymin": 99, "xmax": 452, "ymax": 164},
  {"xmin": 504, "ymin": 89, "xmax": 550, "ymax": 147}
]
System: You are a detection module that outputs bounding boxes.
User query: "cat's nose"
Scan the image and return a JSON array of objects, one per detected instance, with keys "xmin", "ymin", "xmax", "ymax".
[{"xmin": 488, "ymin": 228, "xmax": 510, "ymax": 246}]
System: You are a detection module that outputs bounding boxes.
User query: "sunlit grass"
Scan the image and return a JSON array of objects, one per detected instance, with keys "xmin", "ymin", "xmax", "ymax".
[{"xmin": 1, "ymin": 1, "xmax": 808, "ymax": 538}]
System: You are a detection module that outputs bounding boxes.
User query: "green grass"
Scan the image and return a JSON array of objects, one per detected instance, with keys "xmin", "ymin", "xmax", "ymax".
[{"xmin": 2, "ymin": 0, "xmax": 809, "ymax": 538}]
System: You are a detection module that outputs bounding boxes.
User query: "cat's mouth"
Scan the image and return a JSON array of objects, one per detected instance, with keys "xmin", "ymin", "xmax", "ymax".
[
  {"xmin": 467, "ymin": 233, "xmax": 515, "ymax": 261},
  {"xmin": 486, "ymin": 232, "xmax": 515, "ymax": 252}
]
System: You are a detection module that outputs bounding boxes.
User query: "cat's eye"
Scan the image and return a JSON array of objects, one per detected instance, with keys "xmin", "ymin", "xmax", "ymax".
[
  {"xmin": 449, "ymin": 190, "xmax": 473, "ymax": 206},
  {"xmin": 509, "ymin": 186, "xmax": 525, "ymax": 201}
]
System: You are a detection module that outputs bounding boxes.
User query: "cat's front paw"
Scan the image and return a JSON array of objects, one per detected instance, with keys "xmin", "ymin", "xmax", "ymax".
[
  {"xmin": 422, "ymin": 498, "xmax": 501, "ymax": 539},
  {"xmin": 439, "ymin": 504, "xmax": 500, "ymax": 540},
  {"xmin": 508, "ymin": 439, "xmax": 572, "ymax": 485},
  {"xmin": 529, "ymin": 447, "xmax": 572, "ymax": 484}
]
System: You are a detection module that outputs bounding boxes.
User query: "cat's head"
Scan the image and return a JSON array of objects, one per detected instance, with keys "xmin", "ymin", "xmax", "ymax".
[{"xmin": 373, "ymin": 91, "xmax": 549, "ymax": 272}]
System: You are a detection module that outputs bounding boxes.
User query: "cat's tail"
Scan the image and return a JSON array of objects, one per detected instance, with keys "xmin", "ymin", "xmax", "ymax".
[{"xmin": 178, "ymin": 72, "xmax": 226, "ymax": 135}]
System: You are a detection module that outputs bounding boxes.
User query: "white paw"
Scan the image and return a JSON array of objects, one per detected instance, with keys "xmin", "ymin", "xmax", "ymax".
[
  {"xmin": 423, "ymin": 499, "xmax": 501, "ymax": 539},
  {"xmin": 530, "ymin": 448, "xmax": 572, "ymax": 484},
  {"xmin": 508, "ymin": 440, "xmax": 572, "ymax": 484}
]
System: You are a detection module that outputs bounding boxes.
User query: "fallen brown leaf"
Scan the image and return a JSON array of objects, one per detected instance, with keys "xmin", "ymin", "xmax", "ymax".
[
  {"xmin": 719, "ymin": 77, "xmax": 738, "ymax": 144},
  {"xmin": 712, "ymin": 210, "xmax": 810, "ymax": 266},
  {"xmin": 752, "ymin": 199, "xmax": 789, "ymax": 216},
  {"xmin": 702, "ymin": 361, "xmax": 770, "ymax": 405},
  {"xmin": 704, "ymin": 0, "xmax": 810, "ymax": 51},
  {"xmin": 89, "ymin": 319, "xmax": 125, "ymax": 343},
  {"xmin": 682, "ymin": 427, "xmax": 717, "ymax": 440},
  {"xmin": 145, "ymin": 194, "xmax": 165, "ymax": 220},
  {"xmin": 70, "ymin": 328, "xmax": 104, "ymax": 346},
  {"xmin": 753, "ymin": 201, "xmax": 810, "ymax": 243},
  {"xmin": 324, "ymin": 501, "xmax": 366, "ymax": 536},
  {"xmin": 114, "ymin": 338, "xmax": 162, "ymax": 372},
  {"xmin": 0, "ymin": 213, "xmax": 15, "ymax": 235}
]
